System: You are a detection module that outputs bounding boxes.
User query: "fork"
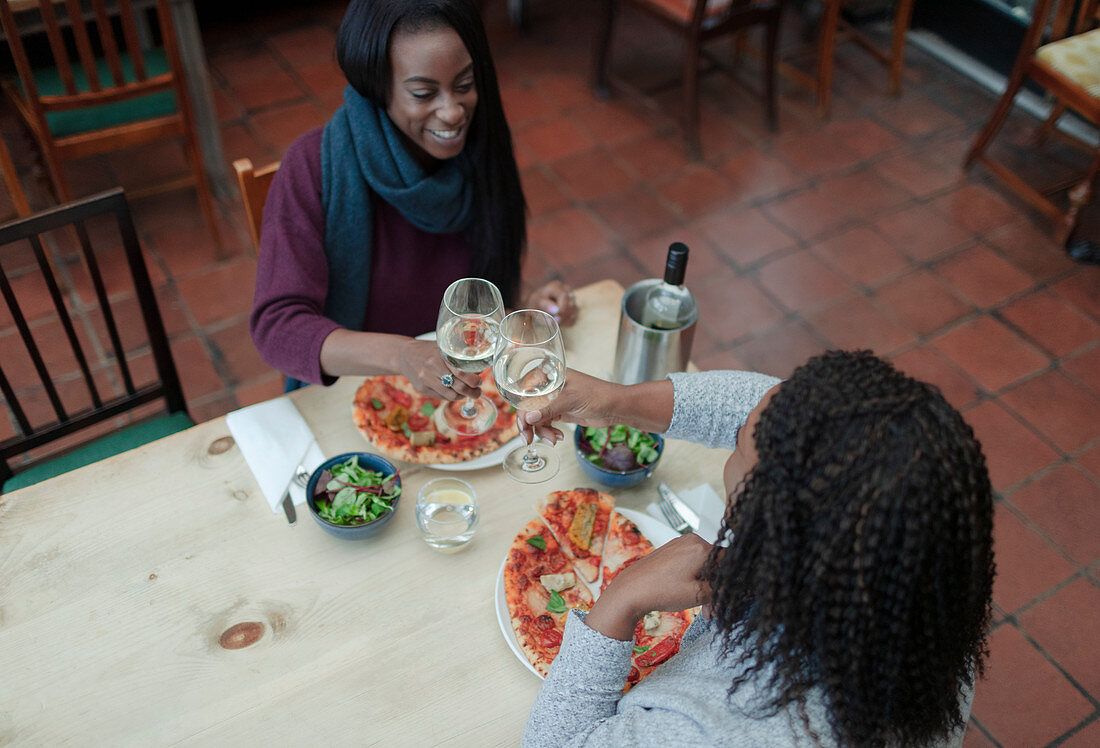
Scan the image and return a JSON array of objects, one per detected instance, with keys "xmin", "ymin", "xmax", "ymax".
[
  {"xmin": 292, "ymin": 465, "xmax": 310, "ymax": 487},
  {"xmin": 658, "ymin": 495, "xmax": 692, "ymax": 535}
]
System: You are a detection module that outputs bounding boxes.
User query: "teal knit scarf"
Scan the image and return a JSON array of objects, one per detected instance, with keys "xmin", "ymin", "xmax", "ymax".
[{"xmin": 320, "ymin": 86, "xmax": 475, "ymax": 331}]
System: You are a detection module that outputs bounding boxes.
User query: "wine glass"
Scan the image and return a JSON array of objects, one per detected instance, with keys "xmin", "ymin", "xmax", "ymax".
[
  {"xmin": 492, "ymin": 309, "xmax": 566, "ymax": 483},
  {"xmin": 436, "ymin": 278, "xmax": 505, "ymax": 436}
]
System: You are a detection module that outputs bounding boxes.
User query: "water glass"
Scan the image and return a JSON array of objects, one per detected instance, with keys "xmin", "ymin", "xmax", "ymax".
[{"xmin": 415, "ymin": 477, "xmax": 478, "ymax": 552}]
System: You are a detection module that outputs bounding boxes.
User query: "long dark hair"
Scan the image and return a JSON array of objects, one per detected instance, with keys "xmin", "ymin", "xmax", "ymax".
[
  {"xmin": 702, "ymin": 350, "xmax": 994, "ymax": 746},
  {"xmin": 336, "ymin": 0, "xmax": 525, "ymax": 307}
]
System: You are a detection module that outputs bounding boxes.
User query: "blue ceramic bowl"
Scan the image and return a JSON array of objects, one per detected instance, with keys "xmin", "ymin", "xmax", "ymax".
[
  {"xmin": 305, "ymin": 452, "xmax": 401, "ymax": 540},
  {"xmin": 573, "ymin": 427, "xmax": 663, "ymax": 489}
]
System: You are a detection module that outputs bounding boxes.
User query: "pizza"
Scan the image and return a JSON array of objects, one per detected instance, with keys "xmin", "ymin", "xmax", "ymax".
[
  {"xmin": 534, "ymin": 488, "xmax": 615, "ymax": 583},
  {"xmin": 503, "ymin": 519, "xmax": 594, "ymax": 677},
  {"xmin": 505, "ymin": 494, "xmax": 698, "ymax": 688},
  {"xmin": 601, "ymin": 509, "xmax": 655, "ymax": 592},
  {"xmin": 352, "ymin": 371, "xmax": 519, "ymax": 464},
  {"xmin": 627, "ymin": 609, "xmax": 696, "ymax": 688},
  {"xmin": 601, "ymin": 510, "xmax": 698, "ymax": 690}
]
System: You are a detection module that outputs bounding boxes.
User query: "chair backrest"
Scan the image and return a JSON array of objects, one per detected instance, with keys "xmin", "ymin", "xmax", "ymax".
[
  {"xmin": 0, "ymin": 0, "xmax": 186, "ymax": 135},
  {"xmin": 0, "ymin": 187, "xmax": 187, "ymax": 483},
  {"xmin": 233, "ymin": 157, "xmax": 279, "ymax": 251},
  {"xmin": 1021, "ymin": 0, "xmax": 1100, "ymax": 56}
]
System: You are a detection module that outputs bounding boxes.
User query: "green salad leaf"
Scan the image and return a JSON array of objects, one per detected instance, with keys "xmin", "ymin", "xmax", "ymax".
[
  {"xmin": 581, "ymin": 425, "xmax": 660, "ymax": 471},
  {"xmin": 546, "ymin": 590, "xmax": 567, "ymax": 614},
  {"xmin": 314, "ymin": 455, "xmax": 401, "ymax": 526}
]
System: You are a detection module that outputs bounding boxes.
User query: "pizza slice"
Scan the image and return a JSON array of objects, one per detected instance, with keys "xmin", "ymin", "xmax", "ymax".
[
  {"xmin": 601, "ymin": 509, "xmax": 655, "ymax": 592},
  {"xmin": 504, "ymin": 519, "xmax": 594, "ymax": 677},
  {"xmin": 535, "ymin": 488, "xmax": 615, "ymax": 584},
  {"xmin": 599, "ymin": 511, "xmax": 699, "ymax": 690},
  {"xmin": 626, "ymin": 608, "xmax": 696, "ymax": 690}
]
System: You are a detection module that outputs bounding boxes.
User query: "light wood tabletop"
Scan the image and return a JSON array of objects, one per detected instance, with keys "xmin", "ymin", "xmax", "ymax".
[{"xmin": 0, "ymin": 279, "xmax": 730, "ymax": 745}]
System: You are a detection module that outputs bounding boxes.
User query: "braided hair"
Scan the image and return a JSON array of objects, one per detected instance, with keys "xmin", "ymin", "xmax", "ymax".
[{"xmin": 702, "ymin": 350, "xmax": 994, "ymax": 746}]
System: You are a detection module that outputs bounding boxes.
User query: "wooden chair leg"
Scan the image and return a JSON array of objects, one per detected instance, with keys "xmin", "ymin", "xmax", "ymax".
[
  {"xmin": 732, "ymin": 29, "xmax": 746, "ymax": 65},
  {"xmin": 1034, "ymin": 101, "xmax": 1066, "ymax": 146},
  {"xmin": 683, "ymin": 35, "xmax": 702, "ymax": 161},
  {"xmin": 964, "ymin": 65, "xmax": 1030, "ymax": 167},
  {"xmin": 41, "ymin": 145, "xmax": 73, "ymax": 204},
  {"xmin": 182, "ymin": 131, "xmax": 222, "ymax": 247},
  {"xmin": 1058, "ymin": 148, "xmax": 1100, "ymax": 244},
  {"xmin": 815, "ymin": 0, "xmax": 843, "ymax": 117},
  {"xmin": 889, "ymin": 0, "xmax": 915, "ymax": 95},
  {"xmin": 592, "ymin": 0, "xmax": 616, "ymax": 99},
  {"xmin": 0, "ymin": 132, "xmax": 31, "ymax": 217}
]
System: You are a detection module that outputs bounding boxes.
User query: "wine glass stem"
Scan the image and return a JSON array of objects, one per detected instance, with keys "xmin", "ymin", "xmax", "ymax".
[
  {"xmin": 522, "ymin": 445, "xmax": 545, "ymax": 472},
  {"xmin": 460, "ymin": 397, "xmax": 477, "ymax": 419}
]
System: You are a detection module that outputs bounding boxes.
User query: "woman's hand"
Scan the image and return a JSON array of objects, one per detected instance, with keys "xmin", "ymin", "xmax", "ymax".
[
  {"xmin": 396, "ymin": 339, "xmax": 481, "ymax": 401},
  {"xmin": 517, "ymin": 370, "xmax": 619, "ymax": 444},
  {"xmin": 585, "ymin": 534, "xmax": 713, "ymax": 641},
  {"xmin": 519, "ymin": 374, "xmax": 675, "ymax": 445},
  {"xmin": 525, "ymin": 280, "xmax": 579, "ymax": 327}
]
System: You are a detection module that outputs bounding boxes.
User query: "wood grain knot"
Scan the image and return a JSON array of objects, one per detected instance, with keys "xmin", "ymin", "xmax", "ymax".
[
  {"xmin": 148, "ymin": 573, "xmax": 157, "ymax": 581},
  {"xmin": 219, "ymin": 621, "xmax": 264, "ymax": 649},
  {"xmin": 208, "ymin": 437, "xmax": 235, "ymax": 455}
]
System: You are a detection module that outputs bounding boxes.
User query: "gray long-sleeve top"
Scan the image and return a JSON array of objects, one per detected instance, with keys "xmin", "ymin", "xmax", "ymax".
[{"xmin": 521, "ymin": 370, "xmax": 972, "ymax": 747}]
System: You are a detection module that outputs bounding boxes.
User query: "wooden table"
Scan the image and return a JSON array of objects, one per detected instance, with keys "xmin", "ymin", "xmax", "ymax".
[{"xmin": 0, "ymin": 280, "xmax": 730, "ymax": 744}]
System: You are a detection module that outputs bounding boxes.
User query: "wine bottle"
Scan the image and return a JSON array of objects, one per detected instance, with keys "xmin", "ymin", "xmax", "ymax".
[{"xmin": 641, "ymin": 242, "xmax": 696, "ymax": 330}]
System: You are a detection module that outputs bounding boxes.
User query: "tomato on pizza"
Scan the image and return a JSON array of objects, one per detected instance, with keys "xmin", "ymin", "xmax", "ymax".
[{"xmin": 352, "ymin": 372, "xmax": 518, "ymax": 464}]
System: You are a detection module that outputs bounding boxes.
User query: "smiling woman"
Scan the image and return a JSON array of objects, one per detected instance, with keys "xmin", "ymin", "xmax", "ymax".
[
  {"xmin": 249, "ymin": 0, "xmax": 578, "ymax": 397},
  {"xmin": 386, "ymin": 26, "xmax": 478, "ymax": 164}
]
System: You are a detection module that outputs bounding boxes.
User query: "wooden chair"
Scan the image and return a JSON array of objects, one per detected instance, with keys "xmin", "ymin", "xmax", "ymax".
[
  {"xmin": 0, "ymin": 187, "xmax": 192, "ymax": 492},
  {"xmin": 593, "ymin": 0, "xmax": 788, "ymax": 160},
  {"xmin": 0, "ymin": 0, "xmax": 219, "ymax": 242},
  {"xmin": 232, "ymin": 157, "xmax": 279, "ymax": 251},
  {"xmin": 791, "ymin": 0, "xmax": 916, "ymax": 117},
  {"xmin": 965, "ymin": 0, "xmax": 1100, "ymax": 245}
]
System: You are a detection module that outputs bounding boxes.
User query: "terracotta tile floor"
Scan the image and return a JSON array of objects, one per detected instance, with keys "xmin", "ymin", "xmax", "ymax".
[{"xmin": 2, "ymin": 1, "xmax": 1099, "ymax": 743}]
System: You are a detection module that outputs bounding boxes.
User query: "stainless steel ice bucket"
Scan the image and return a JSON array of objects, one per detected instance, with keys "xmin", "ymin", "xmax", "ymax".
[{"xmin": 612, "ymin": 279, "xmax": 697, "ymax": 385}]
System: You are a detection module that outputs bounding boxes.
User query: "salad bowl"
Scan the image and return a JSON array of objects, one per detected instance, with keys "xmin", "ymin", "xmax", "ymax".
[
  {"xmin": 573, "ymin": 426, "xmax": 663, "ymax": 489},
  {"xmin": 305, "ymin": 452, "xmax": 401, "ymax": 539}
]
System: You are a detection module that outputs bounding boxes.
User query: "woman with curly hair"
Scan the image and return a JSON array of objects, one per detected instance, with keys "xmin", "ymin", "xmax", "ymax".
[{"xmin": 518, "ymin": 350, "xmax": 994, "ymax": 747}]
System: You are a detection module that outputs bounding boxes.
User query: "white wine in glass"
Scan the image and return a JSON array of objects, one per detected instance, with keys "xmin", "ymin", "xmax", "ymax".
[
  {"xmin": 493, "ymin": 309, "xmax": 566, "ymax": 483},
  {"xmin": 436, "ymin": 278, "xmax": 504, "ymax": 436}
]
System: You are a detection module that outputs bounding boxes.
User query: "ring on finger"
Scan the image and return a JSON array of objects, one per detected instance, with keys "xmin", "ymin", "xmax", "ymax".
[{"xmin": 440, "ymin": 373, "xmax": 454, "ymax": 388}]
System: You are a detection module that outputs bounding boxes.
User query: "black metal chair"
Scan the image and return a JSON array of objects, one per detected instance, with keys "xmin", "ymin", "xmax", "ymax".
[{"xmin": 0, "ymin": 188, "xmax": 191, "ymax": 492}]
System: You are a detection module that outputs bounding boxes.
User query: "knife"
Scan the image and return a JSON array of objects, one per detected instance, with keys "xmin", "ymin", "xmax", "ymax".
[
  {"xmin": 281, "ymin": 491, "xmax": 297, "ymax": 525},
  {"xmin": 658, "ymin": 483, "xmax": 700, "ymax": 531}
]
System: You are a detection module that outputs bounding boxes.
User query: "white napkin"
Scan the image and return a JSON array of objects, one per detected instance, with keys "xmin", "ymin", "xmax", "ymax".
[
  {"xmin": 646, "ymin": 483, "xmax": 726, "ymax": 544},
  {"xmin": 226, "ymin": 398, "xmax": 326, "ymax": 513}
]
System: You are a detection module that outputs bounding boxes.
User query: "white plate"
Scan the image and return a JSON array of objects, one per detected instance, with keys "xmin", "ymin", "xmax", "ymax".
[
  {"xmin": 493, "ymin": 507, "xmax": 678, "ymax": 679},
  {"xmin": 428, "ymin": 434, "xmax": 525, "ymax": 471}
]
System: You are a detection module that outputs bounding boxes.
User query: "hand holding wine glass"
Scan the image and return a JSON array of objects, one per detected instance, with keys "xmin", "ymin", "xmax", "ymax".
[
  {"xmin": 436, "ymin": 278, "xmax": 504, "ymax": 436},
  {"xmin": 493, "ymin": 309, "xmax": 567, "ymax": 483}
]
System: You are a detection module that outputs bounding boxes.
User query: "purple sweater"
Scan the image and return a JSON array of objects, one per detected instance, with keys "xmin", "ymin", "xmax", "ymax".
[{"xmin": 250, "ymin": 128, "xmax": 473, "ymax": 384}]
